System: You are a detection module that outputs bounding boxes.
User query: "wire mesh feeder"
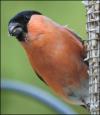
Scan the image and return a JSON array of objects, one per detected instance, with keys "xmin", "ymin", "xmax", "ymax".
[{"xmin": 83, "ymin": 0, "xmax": 100, "ymax": 114}]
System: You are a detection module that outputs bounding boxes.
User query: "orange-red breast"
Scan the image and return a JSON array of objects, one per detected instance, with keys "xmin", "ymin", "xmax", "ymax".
[{"xmin": 8, "ymin": 11, "xmax": 89, "ymax": 108}]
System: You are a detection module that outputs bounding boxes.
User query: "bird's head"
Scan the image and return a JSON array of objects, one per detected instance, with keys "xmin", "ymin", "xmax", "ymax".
[{"xmin": 8, "ymin": 10, "xmax": 42, "ymax": 41}]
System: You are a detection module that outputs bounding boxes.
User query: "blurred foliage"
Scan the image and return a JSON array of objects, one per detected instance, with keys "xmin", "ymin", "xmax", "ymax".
[{"xmin": 1, "ymin": 0, "xmax": 89, "ymax": 114}]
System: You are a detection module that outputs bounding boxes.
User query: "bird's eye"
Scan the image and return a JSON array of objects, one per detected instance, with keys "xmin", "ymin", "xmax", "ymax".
[
  {"xmin": 25, "ymin": 16, "xmax": 28, "ymax": 19},
  {"xmin": 24, "ymin": 16, "xmax": 29, "ymax": 22}
]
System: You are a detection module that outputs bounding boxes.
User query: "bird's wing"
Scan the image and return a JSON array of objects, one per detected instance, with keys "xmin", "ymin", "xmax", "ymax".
[
  {"xmin": 64, "ymin": 27, "xmax": 83, "ymax": 42},
  {"xmin": 64, "ymin": 27, "xmax": 88, "ymax": 65}
]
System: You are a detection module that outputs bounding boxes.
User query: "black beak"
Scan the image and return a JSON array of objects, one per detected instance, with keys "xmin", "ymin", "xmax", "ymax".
[
  {"xmin": 8, "ymin": 23, "xmax": 25, "ymax": 41},
  {"xmin": 8, "ymin": 23, "xmax": 23, "ymax": 36}
]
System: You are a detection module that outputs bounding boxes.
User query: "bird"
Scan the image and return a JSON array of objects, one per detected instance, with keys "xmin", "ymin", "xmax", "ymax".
[{"xmin": 8, "ymin": 10, "xmax": 89, "ymax": 109}]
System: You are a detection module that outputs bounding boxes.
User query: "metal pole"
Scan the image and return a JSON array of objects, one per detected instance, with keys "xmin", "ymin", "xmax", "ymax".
[
  {"xmin": 1, "ymin": 79, "xmax": 77, "ymax": 114},
  {"xmin": 83, "ymin": 0, "xmax": 100, "ymax": 114}
]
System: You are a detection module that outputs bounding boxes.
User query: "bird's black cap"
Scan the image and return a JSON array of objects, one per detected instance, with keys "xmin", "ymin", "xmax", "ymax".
[{"xmin": 8, "ymin": 10, "xmax": 42, "ymax": 41}]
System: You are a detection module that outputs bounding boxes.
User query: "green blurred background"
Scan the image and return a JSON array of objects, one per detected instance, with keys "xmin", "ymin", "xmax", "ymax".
[{"xmin": 1, "ymin": 0, "xmax": 89, "ymax": 114}]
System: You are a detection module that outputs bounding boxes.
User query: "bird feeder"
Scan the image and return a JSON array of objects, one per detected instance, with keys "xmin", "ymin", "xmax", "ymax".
[{"xmin": 83, "ymin": 0, "xmax": 100, "ymax": 114}]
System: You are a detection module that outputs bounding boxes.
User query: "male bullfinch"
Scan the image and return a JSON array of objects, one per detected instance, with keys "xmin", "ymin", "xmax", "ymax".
[{"xmin": 8, "ymin": 11, "xmax": 89, "ymax": 109}]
